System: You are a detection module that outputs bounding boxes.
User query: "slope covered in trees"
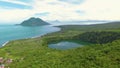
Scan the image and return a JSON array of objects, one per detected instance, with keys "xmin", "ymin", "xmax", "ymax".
[
  {"xmin": 75, "ymin": 31, "xmax": 120, "ymax": 44},
  {"xmin": 0, "ymin": 22, "xmax": 120, "ymax": 68},
  {"xmin": 0, "ymin": 30, "xmax": 120, "ymax": 68},
  {"xmin": 59, "ymin": 21, "xmax": 120, "ymax": 31}
]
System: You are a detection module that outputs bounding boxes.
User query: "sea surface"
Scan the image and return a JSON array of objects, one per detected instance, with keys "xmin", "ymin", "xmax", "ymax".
[{"xmin": 0, "ymin": 25, "xmax": 60, "ymax": 46}]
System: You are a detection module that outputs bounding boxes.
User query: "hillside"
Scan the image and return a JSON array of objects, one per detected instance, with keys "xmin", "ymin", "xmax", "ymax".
[
  {"xmin": 58, "ymin": 21, "xmax": 120, "ymax": 31},
  {"xmin": 20, "ymin": 17, "xmax": 49, "ymax": 26},
  {"xmin": 0, "ymin": 21, "xmax": 120, "ymax": 68}
]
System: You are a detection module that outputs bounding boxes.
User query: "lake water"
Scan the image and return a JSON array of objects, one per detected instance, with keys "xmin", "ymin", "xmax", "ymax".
[
  {"xmin": 0, "ymin": 25, "xmax": 60, "ymax": 47},
  {"xmin": 48, "ymin": 41, "xmax": 83, "ymax": 50}
]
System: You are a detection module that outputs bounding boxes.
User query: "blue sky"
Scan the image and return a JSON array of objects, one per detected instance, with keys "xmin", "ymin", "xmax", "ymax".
[
  {"xmin": 0, "ymin": 0, "xmax": 32, "ymax": 9},
  {"xmin": 0, "ymin": 0, "xmax": 120, "ymax": 24}
]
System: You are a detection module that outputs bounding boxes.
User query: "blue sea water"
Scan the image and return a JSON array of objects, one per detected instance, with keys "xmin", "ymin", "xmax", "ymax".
[{"xmin": 0, "ymin": 25, "xmax": 60, "ymax": 46}]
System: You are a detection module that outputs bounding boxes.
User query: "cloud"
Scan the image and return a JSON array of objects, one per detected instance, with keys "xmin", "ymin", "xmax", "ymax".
[
  {"xmin": 0, "ymin": 0, "xmax": 120, "ymax": 24},
  {"xmin": 79, "ymin": 0, "xmax": 120, "ymax": 20},
  {"xmin": 27, "ymin": 0, "xmax": 120, "ymax": 21},
  {"xmin": 15, "ymin": 0, "xmax": 33, "ymax": 3},
  {"xmin": 0, "ymin": 0, "xmax": 33, "ymax": 23},
  {"xmin": 0, "ymin": 0, "xmax": 31, "ymax": 6},
  {"xmin": 34, "ymin": 12, "xmax": 50, "ymax": 17},
  {"xmin": 75, "ymin": 10, "xmax": 85, "ymax": 16},
  {"xmin": 0, "ymin": 8, "xmax": 34, "ymax": 23},
  {"xmin": 0, "ymin": 0, "xmax": 32, "ymax": 9},
  {"xmin": 59, "ymin": 0, "xmax": 85, "ymax": 4},
  {"xmin": 32, "ymin": 0, "xmax": 83, "ymax": 21}
]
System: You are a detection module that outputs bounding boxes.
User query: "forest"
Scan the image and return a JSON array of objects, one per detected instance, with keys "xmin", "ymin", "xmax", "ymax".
[
  {"xmin": 76, "ymin": 31, "xmax": 120, "ymax": 44},
  {"xmin": 0, "ymin": 22, "xmax": 120, "ymax": 68}
]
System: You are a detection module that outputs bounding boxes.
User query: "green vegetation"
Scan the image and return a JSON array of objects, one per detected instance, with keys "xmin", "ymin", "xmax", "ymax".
[
  {"xmin": 59, "ymin": 21, "xmax": 120, "ymax": 31},
  {"xmin": 20, "ymin": 17, "xmax": 49, "ymax": 26},
  {"xmin": 0, "ymin": 22, "xmax": 120, "ymax": 68},
  {"xmin": 75, "ymin": 31, "xmax": 120, "ymax": 44}
]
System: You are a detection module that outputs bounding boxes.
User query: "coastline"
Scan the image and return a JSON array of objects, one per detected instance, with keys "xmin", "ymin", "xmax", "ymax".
[
  {"xmin": 1, "ymin": 33, "xmax": 51, "ymax": 47},
  {"xmin": 0, "ymin": 26, "xmax": 61, "ymax": 47},
  {"xmin": 1, "ymin": 36, "xmax": 41, "ymax": 47},
  {"xmin": 1, "ymin": 32, "xmax": 56, "ymax": 47},
  {"xmin": 2, "ymin": 41, "xmax": 9, "ymax": 47}
]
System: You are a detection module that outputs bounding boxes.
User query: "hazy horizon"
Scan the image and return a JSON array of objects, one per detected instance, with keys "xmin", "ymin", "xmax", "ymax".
[{"xmin": 0, "ymin": 19, "xmax": 111, "ymax": 25}]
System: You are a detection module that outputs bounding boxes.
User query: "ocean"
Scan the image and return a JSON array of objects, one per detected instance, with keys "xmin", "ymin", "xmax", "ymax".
[{"xmin": 0, "ymin": 25, "xmax": 60, "ymax": 46}]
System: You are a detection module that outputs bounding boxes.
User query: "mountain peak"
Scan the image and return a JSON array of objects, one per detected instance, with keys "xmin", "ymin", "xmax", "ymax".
[{"xmin": 20, "ymin": 17, "xmax": 49, "ymax": 26}]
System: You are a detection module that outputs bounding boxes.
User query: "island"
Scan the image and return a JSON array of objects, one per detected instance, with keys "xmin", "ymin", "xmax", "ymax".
[{"xmin": 20, "ymin": 17, "xmax": 49, "ymax": 26}]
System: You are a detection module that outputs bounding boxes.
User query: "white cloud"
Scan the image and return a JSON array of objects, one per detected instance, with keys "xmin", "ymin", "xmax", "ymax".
[
  {"xmin": 79, "ymin": 0, "xmax": 120, "ymax": 20},
  {"xmin": 32, "ymin": 0, "xmax": 120, "ymax": 21},
  {"xmin": 32, "ymin": 0, "xmax": 83, "ymax": 20},
  {"xmin": 0, "ymin": 8, "xmax": 34, "ymax": 23},
  {"xmin": 0, "ymin": 0, "xmax": 30, "ymax": 6},
  {"xmin": 59, "ymin": 0, "xmax": 85, "ymax": 4},
  {"xmin": 0, "ymin": 0, "xmax": 120, "ymax": 24}
]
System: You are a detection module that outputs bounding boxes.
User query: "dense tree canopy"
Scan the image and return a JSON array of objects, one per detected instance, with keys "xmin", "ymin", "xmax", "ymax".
[{"xmin": 75, "ymin": 31, "xmax": 120, "ymax": 44}]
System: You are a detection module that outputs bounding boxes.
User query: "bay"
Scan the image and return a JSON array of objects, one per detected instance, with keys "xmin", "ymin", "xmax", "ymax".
[{"xmin": 0, "ymin": 25, "xmax": 60, "ymax": 46}]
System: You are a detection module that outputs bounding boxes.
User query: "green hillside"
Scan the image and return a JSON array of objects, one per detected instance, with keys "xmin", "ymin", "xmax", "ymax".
[
  {"xmin": 0, "ymin": 22, "xmax": 120, "ymax": 68},
  {"xmin": 59, "ymin": 21, "xmax": 120, "ymax": 31}
]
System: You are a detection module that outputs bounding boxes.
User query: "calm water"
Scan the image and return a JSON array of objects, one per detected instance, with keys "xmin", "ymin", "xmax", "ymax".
[
  {"xmin": 48, "ymin": 41, "xmax": 83, "ymax": 50},
  {"xmin": 0, "ymin": 25, "xmax": 60, "ymax": 46}
]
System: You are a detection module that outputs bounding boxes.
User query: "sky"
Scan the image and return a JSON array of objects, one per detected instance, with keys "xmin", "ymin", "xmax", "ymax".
[{"xmin": 0, "ymin": 0, "xmax": 120, "ymax": 24}]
